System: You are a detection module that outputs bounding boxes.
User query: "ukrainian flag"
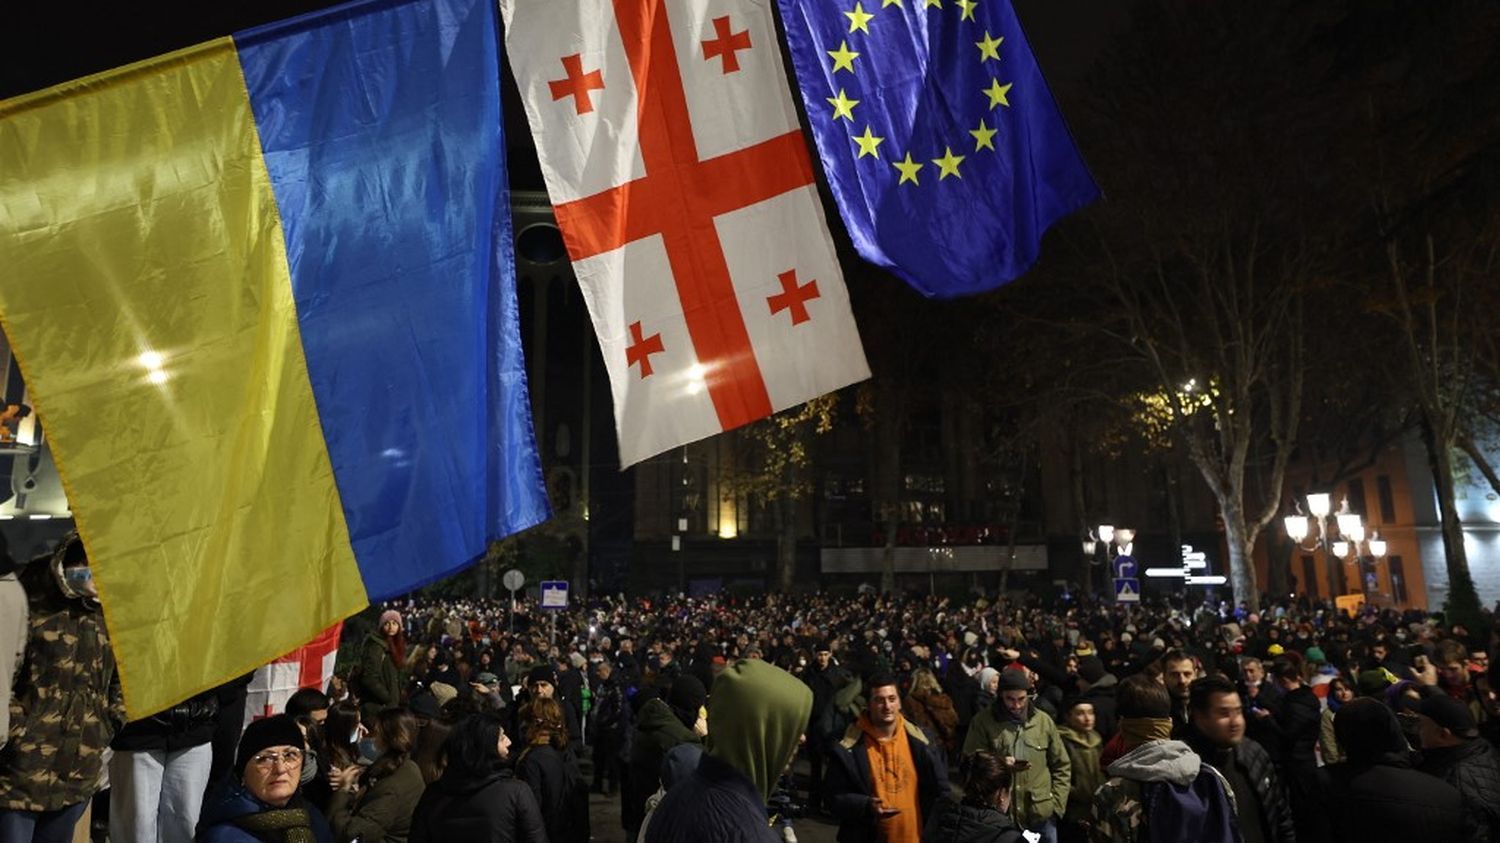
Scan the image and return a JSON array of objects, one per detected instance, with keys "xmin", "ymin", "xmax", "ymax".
[{"xmin": 0, "ymin": 0, "xmax": 549, "ymax": 718}]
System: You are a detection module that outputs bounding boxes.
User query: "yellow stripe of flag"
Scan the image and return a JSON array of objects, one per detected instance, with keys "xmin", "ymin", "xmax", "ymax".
[{"xmin": 0, "ymin": 40, "xmax": 369, "ymax": 718}]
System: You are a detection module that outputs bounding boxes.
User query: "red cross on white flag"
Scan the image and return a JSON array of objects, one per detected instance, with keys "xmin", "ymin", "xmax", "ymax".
[{"xmin": 502, "ymin": 0, "xmax": 870, "ymax": 466}]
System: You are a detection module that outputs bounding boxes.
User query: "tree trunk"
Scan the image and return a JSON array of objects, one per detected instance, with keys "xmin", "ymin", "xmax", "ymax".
[
  {"xmin": 874, "ymin": 392, "xmax": 904, "ymax": 594},
  {"xmin": 1423, "ymin": 420, "xmax": 1483, "ymax": 625},
  {"xmin": 1221, "ymin": 500, "xmax": 1260, "ymax": 610},
  {"xmin": 774, "ymin": 495, "xmax": 798, "ymax": 592},
  {"xmin": 1068, "ymin": 438, "xmax": 1092, "ymax": 596},
  {"xmin": 1266, "ymin": 531, "xmax": 1291, "ymax": 599}
]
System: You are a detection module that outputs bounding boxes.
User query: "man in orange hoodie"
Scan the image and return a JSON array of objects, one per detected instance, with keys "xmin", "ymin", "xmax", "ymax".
[{"xmin": 824, "ymin": 674, "xmax": 950, "ymax": 842}]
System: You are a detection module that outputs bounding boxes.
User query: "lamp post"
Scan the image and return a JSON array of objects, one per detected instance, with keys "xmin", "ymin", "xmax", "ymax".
[
  {"xmin": 1084, "ymin": 524, "xmax": 1137, "ymax": 598},
  {"xmin": 1083, "ymin": 523, "xmax": 1133, "ymax": 561},
  {"xmin": 1283, "ymin": 493, "xmax": 1388, "ymax": 603}
]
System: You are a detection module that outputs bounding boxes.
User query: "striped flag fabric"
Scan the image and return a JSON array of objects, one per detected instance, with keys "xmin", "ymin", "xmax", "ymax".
[
  {"xmin": 501, "ymin": 0, "xmax": 871, "ymax": 466},
  {"xmin": 0, "ymin": 0, "xmax": 548, "ymax": 718}
]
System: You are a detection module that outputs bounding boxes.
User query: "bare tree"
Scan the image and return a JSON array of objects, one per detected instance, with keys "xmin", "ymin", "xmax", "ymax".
[{"xmin": 723, "ymin": 394, "xmax": 840, "ymax": 591}]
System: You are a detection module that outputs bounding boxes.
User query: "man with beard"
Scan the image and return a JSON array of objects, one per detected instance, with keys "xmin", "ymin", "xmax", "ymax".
[
  {"xmin": 962, "ymin": 669, "xmax": 1070, "ymax": 843},
  {"xmin": 804, "ymin": 642, "xmax": 852, "ymax": 812},
  {"xmin": 825, "ymin": 675, "xmax": 948, "ymax": 842}
]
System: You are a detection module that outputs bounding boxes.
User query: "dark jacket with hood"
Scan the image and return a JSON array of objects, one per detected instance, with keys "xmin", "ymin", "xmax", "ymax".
[
  {"xmin": 1317, "ymin": 698, "xmax": 1463, "ymax": 843},
  {"xmin": 921, "ymin": 796, "xmax": 1025, "ymax": 843},
  {"xmin": 1418, "ymin": 737, "xmax": 1500, "ymax": 843},
  {"xmin": 644, "ymin": 659, "xmax": 813, "ymax": 843},
  {"xmin": 0, "ymin": 541, "xmax": 126, "ymax": 812},
  {"xmin": 409, "ymin": 768, "xmax": 547, "ymax": 843},
  {"xmin": 196, "ymin": 783, "xmax": 334, "ymax": 843},
  {"xmin": 825, "ymin": 714, "xmax": 950, "ymax": 843},
  {"xmin": 358, "ymin": 632, "xmax": 404, "ymax": 723},
  {"xmin": 626, "ymin": 696, "xmax": 703, "ymax": 835}
]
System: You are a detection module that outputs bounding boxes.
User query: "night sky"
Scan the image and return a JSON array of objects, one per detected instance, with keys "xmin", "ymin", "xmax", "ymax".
[{"xmin": 0, "ymin": 0, "xmax": 1122, "ymax": 190}]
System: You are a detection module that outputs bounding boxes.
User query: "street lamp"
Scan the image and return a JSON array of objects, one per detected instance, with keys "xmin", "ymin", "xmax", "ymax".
[
  {"xmin": 1084, "ymin": 523, "xmax": 1132, "ymax": 563},
  {"xmin": 1283, "ymin": 493, "xmax": 1388, "ymax": 601}
]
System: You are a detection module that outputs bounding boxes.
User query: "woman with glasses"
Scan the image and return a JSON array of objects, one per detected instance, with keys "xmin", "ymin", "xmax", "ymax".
[
  {"xmin": 196, "ymin": 714, "xmax": 332, "ymax": 842},
  {"xmin": 326, "ymin": 707, "xmax": 423, "ymax": 842},
  {"xmin": 409, "ymin": 712, "xmax": 547, "ymax": 842}
]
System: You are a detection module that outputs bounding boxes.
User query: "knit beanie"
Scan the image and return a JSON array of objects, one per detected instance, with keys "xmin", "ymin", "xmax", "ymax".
[
  {"xmin": 1334, "ymin": 698, "xmax": 1407, "ymax": 765},
  {"xmin": 235, "ymin": 714, "xmax": 305, "ymax": 776},
  {"xmin": 668, "ymin": 674, "xmax": 708, "ymax": 716},
  {"xmin": 527, "ymin": 665, "xmax": 558, "ymax": 687},
  {"xmin": 998, "ymin": 668, "xmax": 1032, "ymax": 693},
  {"xmin": 1077, "ymin": 656, "xmax": 1106, "ymax": 684},
  {"xmin": 379, "ymin": 609, "xmax": 402, "ymax": 627},
  {"xmin": 429, "ymin": 681, "xmax": 458, "ymax": 707}
]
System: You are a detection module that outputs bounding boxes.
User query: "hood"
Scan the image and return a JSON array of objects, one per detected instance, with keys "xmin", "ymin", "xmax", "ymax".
[
  {"xmin": 976, "ymin": 667, "xmax": 999, "ymax": 693},
  {"xmin": 1105, "ymin": 739, "xmax": 1201, "ymax": 786},
  {"xmin": 706, "ymin": 658, "xmax": 812, "ymax": 802},
  {"xmin": 1060, "ymin": 725, "xmax": 1102, "ymax": 750},
  {"xmin": 637, "ymin": 697, "xmax": 693, "ymax": 736}
]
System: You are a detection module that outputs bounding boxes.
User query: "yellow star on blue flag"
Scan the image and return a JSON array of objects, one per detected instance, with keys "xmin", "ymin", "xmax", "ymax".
[{"xmin": 776, "ymin": 0, "xmax": 1099, "ymax": 297}]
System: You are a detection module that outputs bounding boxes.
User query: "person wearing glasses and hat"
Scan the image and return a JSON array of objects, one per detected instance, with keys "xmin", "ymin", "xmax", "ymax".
[{"xmin": 196, "ymin": 714, "xmax": 332, "ymax": 842}]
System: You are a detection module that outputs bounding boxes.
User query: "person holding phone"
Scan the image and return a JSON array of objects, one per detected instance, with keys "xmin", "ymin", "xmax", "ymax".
[{"xmin": 825, "ymin": 674, "xmax": 950, "ymax": 842}]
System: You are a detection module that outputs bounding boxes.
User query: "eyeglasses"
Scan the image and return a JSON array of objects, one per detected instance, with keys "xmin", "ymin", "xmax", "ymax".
[{"xmin": 249, "ymin": 749, "xmax": 304, "ymax": 770}]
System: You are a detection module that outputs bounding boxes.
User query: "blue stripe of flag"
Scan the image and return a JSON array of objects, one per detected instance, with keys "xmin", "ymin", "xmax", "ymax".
[{"xmin": 235, "ymin": 0, "xmax": 549, "ymax": 599}]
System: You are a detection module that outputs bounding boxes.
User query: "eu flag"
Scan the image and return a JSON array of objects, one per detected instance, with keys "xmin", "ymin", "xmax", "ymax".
[{"xmin": 777, "ymin": 0, "xmax": 1100, "ymax": 298}]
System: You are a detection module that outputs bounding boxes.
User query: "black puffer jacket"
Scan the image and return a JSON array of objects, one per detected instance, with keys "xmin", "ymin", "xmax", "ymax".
[
  {"xmin": 1322, "ymin": 755, "xmax": 1463, "ymax": 842},
  {"xmin": 1182, "ymin": 729, "xmax": 1295, "ymax": 843},
  {"xmin": 1420, "ymin": 738, "xmax": 1500, "ymax": 843},
  {"xmin": 921, "ymin": 797, "xmax": 1025, "ymax": 843},
  {"xmin": 410, "ymin": 770, "xmax": 547, "ymax": 843}
]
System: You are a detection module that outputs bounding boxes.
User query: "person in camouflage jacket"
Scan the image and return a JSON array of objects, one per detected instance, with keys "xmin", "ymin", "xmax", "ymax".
[{"xmin": 0, "ymin": 534, "xmax": 126, "ymax": 825}]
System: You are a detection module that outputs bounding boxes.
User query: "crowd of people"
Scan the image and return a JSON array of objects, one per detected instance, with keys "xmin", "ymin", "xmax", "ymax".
[{"xmin": 2, "ymin": 530, "xmax": 1499, "ymax": 842}]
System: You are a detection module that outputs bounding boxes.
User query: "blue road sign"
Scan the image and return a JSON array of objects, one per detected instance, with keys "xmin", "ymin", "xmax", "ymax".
[
  {"xmin": 1113, "ymin": 555, "xmax": 1137, "ymax": 579},
  {"xmin": 1114, "ymin": 577, "xmax": 1141, "ymax": 603},
  {"xmin": 540, "ymin": 580, "xmax": 569, "ymax": 609}
]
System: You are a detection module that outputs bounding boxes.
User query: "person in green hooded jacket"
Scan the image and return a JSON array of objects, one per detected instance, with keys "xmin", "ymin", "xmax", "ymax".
[
  {"xmin": 962, "ymin": 669, "xmax": 1070, "ymax": 842},
  {"xmin": 642, "ymin": 659, "xmax": 812, "ymax": 843}
]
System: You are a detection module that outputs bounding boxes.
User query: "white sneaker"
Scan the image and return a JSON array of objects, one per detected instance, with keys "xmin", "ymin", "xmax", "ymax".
[{"xmin": 780, "ymin": 825, "xmax": 797, "ymax": 843}]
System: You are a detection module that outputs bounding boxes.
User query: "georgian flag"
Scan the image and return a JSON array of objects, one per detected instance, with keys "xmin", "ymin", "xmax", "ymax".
[
  {"xmin": 242, "ymin": 622, "xmax": 342, "ymax": 728},
  {"xmin": 502, "ymin": 0, "xmax": 870, "ymax": 466}
]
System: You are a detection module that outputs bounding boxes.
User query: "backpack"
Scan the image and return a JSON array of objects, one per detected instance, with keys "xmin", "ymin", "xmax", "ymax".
[{"xmin": 1139, "ymin": 766, "xmax": 1244, "ymax": 843}]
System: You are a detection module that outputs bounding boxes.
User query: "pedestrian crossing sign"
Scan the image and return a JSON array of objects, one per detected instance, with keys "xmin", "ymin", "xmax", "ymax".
[{"xmin": 1114, "ymin": 577, "xmax": 1141, "ymax": 603}]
